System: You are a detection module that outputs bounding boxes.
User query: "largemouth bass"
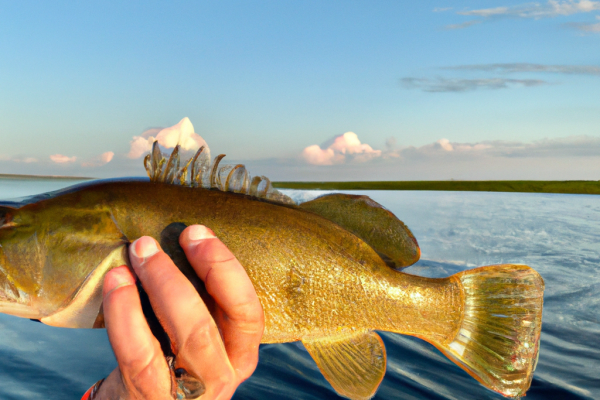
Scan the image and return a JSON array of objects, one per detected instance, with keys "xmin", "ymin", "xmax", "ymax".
[{"xmin": 0, "ymin": 143, "xmax": 544, "ymax": 399}]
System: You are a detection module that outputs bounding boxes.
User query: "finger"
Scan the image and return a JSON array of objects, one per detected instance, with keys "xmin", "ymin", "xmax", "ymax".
[
  {"xmin": 179, "ymin": 225, "xmax": 265, "ymax": 382},
  {"xmin": 102, "ymin": 266, "xmax": 171, "ymax": 399},
  {"xmin": 129, "ymin": 236, "xmax": 237, "ymax": 399}
]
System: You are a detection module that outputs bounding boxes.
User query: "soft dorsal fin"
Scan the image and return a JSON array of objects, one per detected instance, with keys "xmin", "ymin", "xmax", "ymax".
[
  {"xmin": 299, "ymin": 194, "xmax": 420, "ymax": 269},
  {"xmin": 302, "ymin": 330, "xmax": 386, "ymax": 400},
  {"xmin": 143, "ymin": 140, "xmax": 295, "ymax": 205}
]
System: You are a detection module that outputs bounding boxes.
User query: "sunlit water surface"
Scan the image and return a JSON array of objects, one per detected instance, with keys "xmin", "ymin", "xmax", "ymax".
[{"xmin": 0, "ymin": 177, "xmax": 598, "ymax": 399}]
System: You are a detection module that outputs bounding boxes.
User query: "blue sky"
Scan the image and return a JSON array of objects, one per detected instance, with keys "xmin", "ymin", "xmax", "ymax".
[{"xmin": 1, "ymin": 1, "xmax": 599, "ymax": 180}]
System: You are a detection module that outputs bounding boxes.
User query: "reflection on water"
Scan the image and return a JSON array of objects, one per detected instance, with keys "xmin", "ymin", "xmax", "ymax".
[{"xmin": 0, "ymin": 180, "xmax": 598, "ymax": 399}]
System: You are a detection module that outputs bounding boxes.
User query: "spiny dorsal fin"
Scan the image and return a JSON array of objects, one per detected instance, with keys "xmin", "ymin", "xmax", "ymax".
[
  {"xmin": 299, "ymin": 193, "xmax": 420, "ymax": 269},
  {"xmin": 302, "ymin": 330, "xmax": 386, "ymax": 400},
  {"xmin": 143, "ymin": 140, "xmax": 295, "ymax": 205}
]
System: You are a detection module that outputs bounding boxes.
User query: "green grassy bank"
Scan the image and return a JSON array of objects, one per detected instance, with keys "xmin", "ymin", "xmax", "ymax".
[{"xmin": 272, "ymin": 180, "xmax": 600, "ymax": 195}]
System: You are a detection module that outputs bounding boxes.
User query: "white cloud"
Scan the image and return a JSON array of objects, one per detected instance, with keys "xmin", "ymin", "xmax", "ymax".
[
  {"xmin": 50, "ymin": 154, "xmax": 77, "ymax": 164},
  {"xmin": 447, "ymin": 0, "xmax": 600, "ymax": 29},
  {"xmin": 302, "ymin": 145, "xmax": 337, "ymax": 165},
  {"xmin": 437, "ymin": 138, "xmax": 454, "ymax": 151},
  {"xmin": 81, "ymin": 151, "xmax": 115, "ymax": 167},
  {"xmin": 101, "ymin": 151, "xmax": 114, "ymax": 164},
  {"xmin": 462, "ymin": 6, "xmax": 510, "ymax": 18},
  {"xmin": 401, "ymin": 77, "xmax": 548, "ymax": 92},
  {"xmin": 567, "ymin": 15, "xmax": 600, "ymax": 31},
  {"xmin": 127, "ymin": 117, "xmax": 208, "ymax": 158},
  {"xmin": 128, "ymin": 136, "xmax": 154, "ymax": 159},
  {"xmin": 445, "ymin": 63, "xmax": 600, "ymax": 75},
  {"xmin": 301, "ymin": 132, "xmax": 382, "ymax": 165},
  {"xmin": 0, "ymin": 155, "xmax": 38, "ymax": 163},
  {"xmin": 460, "ymin": 0, "xmax": 600, "ymax": 18},
  {"xmin": 445, "ymin": 20, "xmax": 484, "ymax": 29}
]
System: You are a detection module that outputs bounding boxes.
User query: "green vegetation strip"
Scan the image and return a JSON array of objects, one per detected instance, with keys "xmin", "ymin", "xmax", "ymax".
[{"xmin": 272, "ymin": 181, "xmax": 600, "ymax": 195}]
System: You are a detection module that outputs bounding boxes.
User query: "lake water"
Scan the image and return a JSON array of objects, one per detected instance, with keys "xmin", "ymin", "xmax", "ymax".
[{"xmin": 0, "ymin": 178, "xmax": 598, "ymax": 399}]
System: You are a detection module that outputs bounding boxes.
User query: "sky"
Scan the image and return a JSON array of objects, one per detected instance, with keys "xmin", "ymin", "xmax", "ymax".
[{"xmin": 1, "ymin": 0, "xmax": 599, "ymax": 181}]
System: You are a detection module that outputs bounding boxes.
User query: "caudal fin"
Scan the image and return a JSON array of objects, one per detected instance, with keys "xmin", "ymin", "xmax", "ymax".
[{"xmin": 436, "ymin": 265, "xmax": 544, "ymax": 398}]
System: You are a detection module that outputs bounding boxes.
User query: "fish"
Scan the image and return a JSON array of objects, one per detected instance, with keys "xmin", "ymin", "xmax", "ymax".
[{"xmin": 0, "ymin": 142, "xmax": 544, "ymax": 400}]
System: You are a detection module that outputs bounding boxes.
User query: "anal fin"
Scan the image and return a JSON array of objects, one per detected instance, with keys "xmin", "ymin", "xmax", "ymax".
[
  {"xmin": 300, "ymin": 194, "xmax": 420, "ymax": 269},
  {"xmin": 302, "ymin": 330, "xmax": 386, "ymax": 400}
]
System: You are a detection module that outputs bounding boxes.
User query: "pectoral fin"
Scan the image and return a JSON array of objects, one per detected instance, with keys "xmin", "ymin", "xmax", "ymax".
[
  {"xmin": 300, "ymin": 193, "xmax": 420, "ymax": 269},
  {"xmin": 302, "ymin": 330, "xmax": 386, "ymax": 400}
]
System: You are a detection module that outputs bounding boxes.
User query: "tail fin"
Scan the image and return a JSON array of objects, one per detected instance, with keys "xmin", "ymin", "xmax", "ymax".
[{"xmin": 436, "ymin": 265, "xmax": 544, "ymax": 398}]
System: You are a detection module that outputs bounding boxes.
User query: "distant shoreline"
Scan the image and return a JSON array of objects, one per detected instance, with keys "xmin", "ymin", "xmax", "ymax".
[
  {"xmin": 273, "ymin": 180, "xmax": 600, "ymax": 195},
  {"xmin": 0, "ymin": 173, "xmax": 93, "ymax": 180}
]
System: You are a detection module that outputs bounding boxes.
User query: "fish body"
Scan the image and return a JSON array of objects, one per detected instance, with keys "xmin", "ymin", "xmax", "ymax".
[{"xmin": 0, "ymin": 179, "xmax": 544, "ymax": 399}]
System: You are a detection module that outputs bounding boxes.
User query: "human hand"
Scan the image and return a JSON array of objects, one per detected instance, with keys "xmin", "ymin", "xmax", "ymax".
[{"xmin": 92, "ymin": 225, "xmax": 265, "ymax": 400}]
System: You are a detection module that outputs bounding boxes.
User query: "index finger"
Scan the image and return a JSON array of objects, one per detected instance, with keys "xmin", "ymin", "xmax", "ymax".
[{"xmin": 179, "ymin": 225, "xmax": 265, "ymax": 382}]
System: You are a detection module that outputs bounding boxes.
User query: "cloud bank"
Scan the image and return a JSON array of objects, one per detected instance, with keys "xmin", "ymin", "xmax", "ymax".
[
  {"xmin": 302, "ymin": 132, "xmax": 382, "ymax": 165},
  {"xmin": 401, "ymin": 135, "xmax": 600, "ymax": 158},
  {"xmin": 301, "ymin": 134, "xmax": 600, "ymax": 166},
  {"xmin": 128, "ymin": 117, "xmax": 208, "ymax": 158},
  {"xmin": 272, "ymin": 134, "xmax": 600, "ymax": 181}
]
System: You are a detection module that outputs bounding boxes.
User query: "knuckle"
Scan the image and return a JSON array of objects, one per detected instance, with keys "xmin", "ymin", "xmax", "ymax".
[
  {"xmin": 177, "ymin": 317, "xmax": 217, "ymax": 355},
  {"xmin": 128, "ymin": 361, "xmax": 156, "ymax": 389},
  {"xmin": 120, "ymin": 343, "xmax": 157, "ymax": 377}
]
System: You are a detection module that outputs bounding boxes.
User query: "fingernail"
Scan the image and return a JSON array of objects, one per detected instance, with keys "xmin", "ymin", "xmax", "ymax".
[
  {"xmin": 187, "ymin": 225, "xmax": 216, "ymax": 241},
  {"xmin": 103, "ymin": 266, "xmax": 135, "ymax": 297},
  {"xmin": 130, "ymin": 236, "xmax": 159, "ymax": 260}
]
